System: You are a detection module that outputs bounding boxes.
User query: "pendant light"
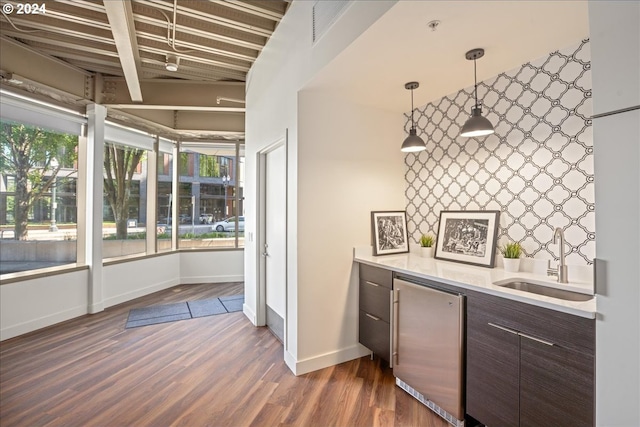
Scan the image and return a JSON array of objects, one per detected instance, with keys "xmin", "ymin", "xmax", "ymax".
[
  {"xmin": 460, "ymin": 48, "xmax": 494, "ymax": 138},
  {"xmin": 401, "ymin": 81, "xmax": 427, "ymax": 152}
]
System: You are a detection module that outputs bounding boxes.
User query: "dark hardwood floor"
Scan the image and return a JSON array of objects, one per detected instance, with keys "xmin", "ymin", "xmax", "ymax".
[{"xmin": 0, "ymin": 282, "xmax": 447, "ymax": 427}]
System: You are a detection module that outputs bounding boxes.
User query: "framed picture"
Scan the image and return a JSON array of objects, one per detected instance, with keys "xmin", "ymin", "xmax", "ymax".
[
  {"xmin": 434, "ymin": 210, "xmax": 501, "ymax": 268},
  {"xmin": 371, "ymin": 211, "xmax": 409, "ymax": 256}
]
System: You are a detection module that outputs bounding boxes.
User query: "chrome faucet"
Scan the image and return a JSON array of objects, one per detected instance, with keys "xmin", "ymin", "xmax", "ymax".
[{"xmin": 547, "ymin": 227, "xmax": 569, "ymax": 283}]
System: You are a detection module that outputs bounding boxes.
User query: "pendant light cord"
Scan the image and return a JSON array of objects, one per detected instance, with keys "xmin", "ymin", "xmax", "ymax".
[
  {"xmin": 473, "ymin": 57, "xmax": 479, "ymax": 109},
  {"xmin": 410, "ymin": 88, "xmax": 415, "ymax": 129}
]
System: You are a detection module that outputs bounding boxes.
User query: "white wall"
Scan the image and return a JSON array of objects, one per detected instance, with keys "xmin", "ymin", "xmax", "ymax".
[
  {"xmin": 244, "ymin": 0, "xmax": 397, "ymax": 374},
  {"xmin": 180, "ymin": 250, "xmax": 244, "ymax": 284},
  {"xmin": 1, "ymin": 250, "xmax": 244, "ymax": 341},
  {"xmin": 296, "ymin": 89, "xmax": 404, "ymax": 371},
  {"xmin": 589, "ymin": 2, "xmax": 640, "ymax": 425},
  {"xmin": 1, "ymin": 268, "xmax": 89, "ymax": 340},
  {"xmin": 103, "ymin": 254, "xmax": 181, "ymax": 307}
]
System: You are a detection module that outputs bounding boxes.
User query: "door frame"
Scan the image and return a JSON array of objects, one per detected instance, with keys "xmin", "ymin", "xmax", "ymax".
[{"xmin": 256, "ymin": 132, "xmax": 288, "ymax": 347}]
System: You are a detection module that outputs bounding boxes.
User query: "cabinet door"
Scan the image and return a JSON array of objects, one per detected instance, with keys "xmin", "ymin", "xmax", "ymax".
[
  {"xmin": 466, "ymin": 297, "xmax": 520, "ymax": 427},
  {"xmin": 520, "ymin": 337, "xmax": 594, "ymax": 427}
]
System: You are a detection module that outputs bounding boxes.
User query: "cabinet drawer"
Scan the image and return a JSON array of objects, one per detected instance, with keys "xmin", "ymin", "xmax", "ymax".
[
  {"xmin": 359, "ymin": 280, "xmax": 391, "ymax": 323},
  {"xmin": 359, "ymin": 310, "xmax": 390, "ymax": 362},
  {"xmin": 359, "ymin": 264, "xmax": 392, "ymax": 289},
  {"xmin": 467, "ymin": 290, "xmax": 595, "ymax": 354}
]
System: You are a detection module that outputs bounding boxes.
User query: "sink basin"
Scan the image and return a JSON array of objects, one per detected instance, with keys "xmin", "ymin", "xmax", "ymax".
[{"xmin": 495, "ymin": 280, "xmax": 593, "ymax": 301}]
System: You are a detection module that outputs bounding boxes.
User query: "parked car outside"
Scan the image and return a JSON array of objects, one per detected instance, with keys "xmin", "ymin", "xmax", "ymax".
[
  {"xmin": 212, "ymin": 216, "xmax": 245, "ymax": 232},
  {"xmin": 199, "ymin": 213, "xmax": 213, "ymax": 224}
]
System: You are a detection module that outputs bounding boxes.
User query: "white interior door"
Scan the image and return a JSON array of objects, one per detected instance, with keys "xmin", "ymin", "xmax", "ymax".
[{"xmin": 264, "ymin": 144, "xmax": 286, "ymax": 341}]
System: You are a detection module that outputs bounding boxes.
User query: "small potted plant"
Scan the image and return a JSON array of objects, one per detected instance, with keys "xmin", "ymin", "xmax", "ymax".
[
  {"xmin": 419, "ymin": 234, "xmax": 435, "ymax": 258},
  {"xmin": 500, "ymin": 241, "xmax": 522, "ymax": 272}
]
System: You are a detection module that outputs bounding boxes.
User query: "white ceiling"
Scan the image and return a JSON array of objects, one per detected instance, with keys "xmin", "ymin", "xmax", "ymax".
[{"xmin": 306, "ymin": 0, "xmax": 590, "ymax": 113}]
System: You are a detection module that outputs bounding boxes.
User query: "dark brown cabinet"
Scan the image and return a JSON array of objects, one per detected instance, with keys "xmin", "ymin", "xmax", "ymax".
[
  {"xmin": 466, "ymin": 291, "xmax": 595, "ymax": 427},
  {"xmin": 358, "ymin": 264, "xmax": 392, "ymax": 363}
]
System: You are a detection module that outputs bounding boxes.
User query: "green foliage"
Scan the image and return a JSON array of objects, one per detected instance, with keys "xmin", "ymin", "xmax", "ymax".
[
  {"xmin": 1, "ymin": 121, "xmax": 78, "ymax": 239},
  {"xmin": 420, "ymin": 233, "xmax": 435, "ymax": 247},
  {"xmin": 199, "ymin": 155, "xmax": 220, "ymax": 177},
  {"xmin": 103, "ymin": 142, "xmax": 144, "ymax": 239},
  {"xmin": 104, "ymin": 231, "xmax": 240, "ymax": 240},
  {"xmin": 500, "ymin": 241, "xmax": 522, "ymax": 259}
]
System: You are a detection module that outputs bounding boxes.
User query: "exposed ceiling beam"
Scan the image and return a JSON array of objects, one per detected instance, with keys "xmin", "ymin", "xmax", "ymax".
[
  {"xmin": 213, "ymin": 0, "xmax": 284, "ymax": 21},
  {"xmin": 103, "ymin": 0, "xmax": 143, "ymax": 102},
  {"xmin": 135, "ymin": 29, "xmax": 257, "ymax": 62},
  {"xmin": 136, "ymin": 0, "xmax": 273, "ymax": 38},
  {"xmin": 104, "ymin": 104, "xmax": 245, "ymax": 112},
  {"xmin": 0, "ymin": 37, "xmax": 92, "ymax": 101},
  {"xmin": 100, "ymin": 78, "xmax": 245, "ymax": 106},
  {"xmin": 132, "ymin": 12, "xmax": 264, "ymax": 51}
]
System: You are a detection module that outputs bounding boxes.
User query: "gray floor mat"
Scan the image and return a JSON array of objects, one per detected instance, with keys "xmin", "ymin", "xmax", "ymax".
[{"xmin": 125, "ymin": 295, "xmax": 244, "ymax": 329}]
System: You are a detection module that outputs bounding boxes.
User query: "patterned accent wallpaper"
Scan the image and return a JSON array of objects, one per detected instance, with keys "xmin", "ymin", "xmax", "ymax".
[{"xmin": 405, "ymin": 40, "xmax": 594, "ymax": 265}]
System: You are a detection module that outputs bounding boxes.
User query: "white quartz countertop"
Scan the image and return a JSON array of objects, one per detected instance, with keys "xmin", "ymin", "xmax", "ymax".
[{"xmin": 354, "ymin": 247, "xmax": 596, "ymax": 319}]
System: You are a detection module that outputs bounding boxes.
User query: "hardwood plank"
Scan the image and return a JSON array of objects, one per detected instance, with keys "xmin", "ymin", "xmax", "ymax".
[{"xmin": 0, "ymin": 282, "xmax": 448, "ymax": 427}]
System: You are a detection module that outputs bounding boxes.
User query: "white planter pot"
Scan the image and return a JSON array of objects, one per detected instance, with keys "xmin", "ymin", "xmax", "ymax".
[
  {"xmin": 503, "ymin": 258, "xmax": 521, "ymax": 273},
  {"xmin": 420, "ymin": 246, "xmax": 434, "ymax": 258}
]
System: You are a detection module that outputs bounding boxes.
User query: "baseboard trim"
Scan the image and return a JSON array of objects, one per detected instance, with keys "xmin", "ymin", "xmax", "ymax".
[
  {"xmin": 180, "ymin": 275, "xmax": 244, "ymax": 285},
  {"xmin": 243, "ymin": 303, "xmax": 257, "ymax": 325},
  {"xmin": 285, "ymin": 344, "xmax": 371, "ymax": 376},
  {"xmin": 1, "ymin": 305, "xmax": 88, "ymax": 341}
]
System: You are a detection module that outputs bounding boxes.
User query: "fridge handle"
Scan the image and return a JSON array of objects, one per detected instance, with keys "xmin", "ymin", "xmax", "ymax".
[{"xmin": 392, "ymin": 289, "xmax": 399, "ymax": 366}]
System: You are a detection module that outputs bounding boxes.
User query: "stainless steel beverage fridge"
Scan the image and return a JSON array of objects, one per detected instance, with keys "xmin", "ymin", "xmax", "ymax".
[{"xmin": 392, "ymin": 278, "xmax": 465, "ymax": 427}]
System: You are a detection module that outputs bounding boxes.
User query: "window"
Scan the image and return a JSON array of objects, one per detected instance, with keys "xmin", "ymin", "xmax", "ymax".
[
  {"xmin": 178, "ymin": 142, "xmax": 244, "ymax": 249},
  {"xmin": 0, "ymin": 119, "xmax": 80, "ymax": 274},
  {"xmin": 102, "ymin": 141, "xmax": 147, "ymax": 258},
  {"xmin": 157, "ymin": 152, "xmax": 173, "ymax": 252}
]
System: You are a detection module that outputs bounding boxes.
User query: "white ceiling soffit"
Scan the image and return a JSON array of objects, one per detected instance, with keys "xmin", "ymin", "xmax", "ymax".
[{"xmin": 307, "ymin": 1, "xmax": 590, "ymax": 113}]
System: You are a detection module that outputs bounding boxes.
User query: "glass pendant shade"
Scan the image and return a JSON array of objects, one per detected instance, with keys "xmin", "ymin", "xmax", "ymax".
[
  {"xmin": 401, "ymin": 128, "xmax": 426, "ymax": 152},
  {"xmin": 460, "ymin": 106, "xmax": 494, "ymax": 137}
]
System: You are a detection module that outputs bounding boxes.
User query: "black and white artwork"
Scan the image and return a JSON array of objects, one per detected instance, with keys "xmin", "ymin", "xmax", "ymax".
[
  {"xmin": 371, "ymin": 211, "xmax": 409, "ymax": 256},
  {"xmin": 435, "ymin": 211, "xmax": 500, "ymax": 267},
  {"xmin": 441, "ymin": 218, "xmax": 490, "ymax": 257}
]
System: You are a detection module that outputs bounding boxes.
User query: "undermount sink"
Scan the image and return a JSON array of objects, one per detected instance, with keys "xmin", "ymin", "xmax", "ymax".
[{"xmin": 494, "ymin": 279, "xmax": 594, "ymax": 302}]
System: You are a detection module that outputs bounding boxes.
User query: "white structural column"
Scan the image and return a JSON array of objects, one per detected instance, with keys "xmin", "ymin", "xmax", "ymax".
[
  {"xmin": 589, "ymin": 2, "xmax": 640, "ymax": 425},
  {"xmin": 76, "ymin": 125, "xmax": 88, "ymax": 265},
  {"xmin": 86, "ymin": 104, "xmax": 107, "ymax": 313},
  {"xmin": 146, "ymin": 137, "xmax": 159, "ymax": 253},
  {"xmin": 171, "ymin": 141, "xmax": 180, "ymax": 250}
]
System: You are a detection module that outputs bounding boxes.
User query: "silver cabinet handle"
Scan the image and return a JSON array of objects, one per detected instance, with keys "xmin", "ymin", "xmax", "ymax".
[
  {"xmin": 365, "ymin": 313, "xmax": 380, "ymax": 321},
  {"xmin": 519, "ymin": 332, "xmax": 555, "ymax": 346},
  {"xmin": 488, "ymin": 322, "xmax": 518, "ymax": 335},
  {"xmin": 365, "ymin": 281, "xmax": 380, "ymax": 287},
  {"xmin": 392, "ymin": 289, "xmax": 399, "ymax": 366}
]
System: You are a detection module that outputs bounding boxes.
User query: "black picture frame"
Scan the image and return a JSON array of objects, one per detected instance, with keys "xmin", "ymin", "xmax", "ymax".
[
  {"xmin": 371, "ymin": 211, "xmax": 409, "ymax": 256},
  {"xmin": 434, "ymin": 210, "xmax": 501, "ymax": 268}
]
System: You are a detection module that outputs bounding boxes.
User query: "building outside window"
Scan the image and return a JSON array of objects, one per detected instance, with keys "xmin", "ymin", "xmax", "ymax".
[
  {"xmin": 177, "ymin": 143, "xmax": 244, "ymax": 249},
  {"xmin": 102, "ymin": 141, "xmax": 147, "ymax": 259},
  {"xmin": 0, "ymin": 118, "xmax": 80, "ymax": 274}
]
